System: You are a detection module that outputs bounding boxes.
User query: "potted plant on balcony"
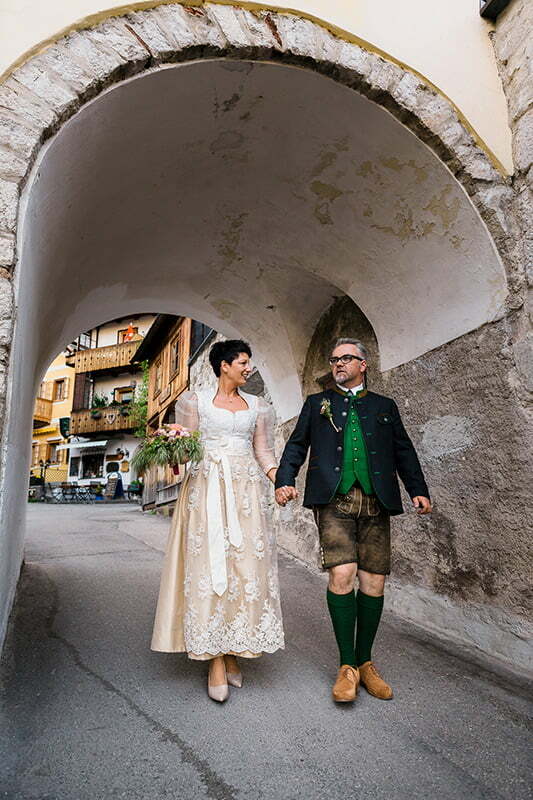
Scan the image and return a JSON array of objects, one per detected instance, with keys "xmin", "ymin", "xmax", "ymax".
[{"xmin": 90, "ymin": 393, "xmax": 108, "ymax": 419}]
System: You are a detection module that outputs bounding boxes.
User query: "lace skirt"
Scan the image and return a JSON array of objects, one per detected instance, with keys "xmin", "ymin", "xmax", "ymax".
[{"xmin": 151, "ymin": 452, "xmax": 285, "ymax": 660}]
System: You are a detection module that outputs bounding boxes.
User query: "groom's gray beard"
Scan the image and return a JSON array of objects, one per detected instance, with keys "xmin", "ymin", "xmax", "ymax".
[{"xmin": 335, "ymin": 373, "xmax": 349, "ymax": 384}]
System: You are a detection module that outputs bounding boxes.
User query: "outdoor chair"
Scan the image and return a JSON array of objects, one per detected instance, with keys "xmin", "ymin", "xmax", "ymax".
[{"xmin": 43, "ymin": 483, "xmax": 60, "ymax": 503}]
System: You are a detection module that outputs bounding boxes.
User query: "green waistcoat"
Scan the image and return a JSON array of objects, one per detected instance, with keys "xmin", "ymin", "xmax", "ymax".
[{"xmin": 337, "ymin": 392, "xmax": 373, "ymax": 496}]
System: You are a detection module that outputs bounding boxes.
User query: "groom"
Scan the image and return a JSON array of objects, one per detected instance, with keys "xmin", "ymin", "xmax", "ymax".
[{"xmin": 275, "ymin": 338, "xmax": 431, "ymax": 703}]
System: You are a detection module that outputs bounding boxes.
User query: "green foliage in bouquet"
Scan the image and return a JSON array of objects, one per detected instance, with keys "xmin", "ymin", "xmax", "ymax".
[{"xmin": 131, "ymin": 426, "xmax": 202, "ymax": 475}]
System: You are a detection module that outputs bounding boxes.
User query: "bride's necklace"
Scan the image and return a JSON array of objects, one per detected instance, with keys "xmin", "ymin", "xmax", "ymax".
[{"xmin": 217, "ymin": 390, "xmax": 238, "ymax": 403}]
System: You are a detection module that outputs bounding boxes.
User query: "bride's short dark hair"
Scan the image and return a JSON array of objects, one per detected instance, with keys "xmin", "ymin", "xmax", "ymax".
[{"xmin": 209, "ymin": 339, "xmax": 252, "ymax": 377}]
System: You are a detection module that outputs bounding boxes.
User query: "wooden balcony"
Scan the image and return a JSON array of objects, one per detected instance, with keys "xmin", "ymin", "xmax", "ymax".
[
  {"xmin": 66, "ymin": 339, "xmax": 142, "ymax": 374},
  {"xmin": 70, "ymin": 406, "xmax": 135, "ymax": 435},
  {"xmin": 33, "ymin": 397, "xmax": 53, "ymax": 428}
]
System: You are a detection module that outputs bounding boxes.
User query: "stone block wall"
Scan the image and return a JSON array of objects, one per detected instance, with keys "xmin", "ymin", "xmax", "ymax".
[{"xmin": 492, "ymin": 0, "xmax": 533, "ymax": 376}]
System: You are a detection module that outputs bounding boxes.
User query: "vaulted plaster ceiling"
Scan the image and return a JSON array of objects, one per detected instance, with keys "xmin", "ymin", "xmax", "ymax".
[{"xmin": 19, "ymin": 58, "xmax": 507, "ymax": 419}]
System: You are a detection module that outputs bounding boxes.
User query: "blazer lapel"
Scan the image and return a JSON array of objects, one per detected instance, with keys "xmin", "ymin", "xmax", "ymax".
[{"xmin": 326, "ymin": 388, "xmax": 348, "ymax": 433}]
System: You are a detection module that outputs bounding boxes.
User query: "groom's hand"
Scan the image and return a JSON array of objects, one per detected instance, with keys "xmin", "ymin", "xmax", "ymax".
[
  {"xmin": 275, "ymin": 486, "xmax": 298, "ymax": 506},
  {"xmin": 412, "ymin": 496, "xmax": 432, "ymax": 514}
]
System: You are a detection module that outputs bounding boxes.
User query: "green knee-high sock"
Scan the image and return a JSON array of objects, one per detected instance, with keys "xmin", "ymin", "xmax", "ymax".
[
  {"xmin": 355, "ymin": 590, "xmax": 384, "ymax": 666},
  {"xmin": 326, "ymin": 589, "xmax": 357, "ymax": 667}
]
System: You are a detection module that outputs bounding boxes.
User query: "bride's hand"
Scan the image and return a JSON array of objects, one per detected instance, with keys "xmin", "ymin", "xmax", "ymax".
[{"xmin": 266, "ymin": 467, "xmax": 277, "ymax": 484}]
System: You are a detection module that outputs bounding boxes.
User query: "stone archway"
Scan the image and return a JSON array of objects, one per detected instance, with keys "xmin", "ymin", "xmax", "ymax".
[{"xmin": 0, "ymin": 3, "xmax": 528, "ymax": 665}]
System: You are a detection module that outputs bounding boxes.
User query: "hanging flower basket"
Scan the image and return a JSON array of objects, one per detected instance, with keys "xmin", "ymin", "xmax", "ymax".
[{"xmin": 131, "ymin": 425, "xmax": 203, "ymax": 476}]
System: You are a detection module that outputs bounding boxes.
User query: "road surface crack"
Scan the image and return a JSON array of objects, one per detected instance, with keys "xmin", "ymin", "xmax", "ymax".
[{"xmin": 38, "ymin": 570, "xmax": 238, "ymax": 800}]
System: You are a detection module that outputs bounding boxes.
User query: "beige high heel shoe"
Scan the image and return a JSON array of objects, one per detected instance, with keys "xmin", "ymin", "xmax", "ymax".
[
  {"xmin": 207, "ymin": 659, "xmax": 229, "ymax": 703},
  {"xmin": 224, "ymin": 655, "xmax": 243, "ymax": 688}
]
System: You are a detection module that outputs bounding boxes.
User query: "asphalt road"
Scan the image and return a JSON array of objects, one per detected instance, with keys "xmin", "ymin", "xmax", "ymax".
[{"xmin": 1, "ymin": 504, "xmax": 531, "ymax": 800}]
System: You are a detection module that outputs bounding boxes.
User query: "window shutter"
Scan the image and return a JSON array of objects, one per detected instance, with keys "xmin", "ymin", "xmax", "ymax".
[
  {"xmin": 72, "ymin": 373, "xmax": 89, "ymax": 411},
  {"xmin": 41, "ymin": 381, "xmax": 54, "ymax": 400}
]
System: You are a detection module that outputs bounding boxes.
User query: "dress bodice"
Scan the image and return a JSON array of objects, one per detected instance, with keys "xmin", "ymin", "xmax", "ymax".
[
  {"xmin": 196, "ymin": 389, "xmax": 258, "ymax": 455},
  {"xmin": 174, "ymin": 388, "xmax": 276, "ymax": 474}
]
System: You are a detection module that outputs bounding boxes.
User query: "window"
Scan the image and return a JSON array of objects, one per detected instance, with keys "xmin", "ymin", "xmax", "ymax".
[
  {"xmin": 78, "ymin": 332, "xmax": 93, "ymax": 350},
  {"xmin": 53, "ymin": 379, "xmax": 67, "ymax": 401},
  {"xmin": 154, "ymin": 359, "xmax": 162, "ymax": 397},
  {"xmin": 48, "ymin": 443, "xmax": 58, "ymax": 463},
  {"xmin": 81, "ymin": 453, "xmax": 104, "ymax": 479},
  {"xmin": 31, "ymin": 443, "xmax": 39, "ymax": 465},
  {"xmin": 118, "ymin": 325, "xmax": 138, "ymax": 343},
  {"xmin": 69, "ymin": 456, "xmax": 80, "ymax": 478},
  {"xmin": 114, "ymin": 386, "xmax": 134, "ymax": 403},
  {"xmin": 171, "ymin": 333, "xmax": 181, "ymax": 375},
  {"xmin": 190, "ymin": 322, "xmax": 214, "ymax": 359},
  {"xmin": 38, "ymin": 381, "xmax": 53, "ymax": 400}
]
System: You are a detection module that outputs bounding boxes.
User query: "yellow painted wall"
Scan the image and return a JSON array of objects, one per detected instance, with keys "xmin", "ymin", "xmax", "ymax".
[
  {"xmin": 31, "ymin": 352, "xmax": 75, "ymax": 479},
  {"xmin": 0, "ymin": 0, "xmax": 513, "ymax": 173},
  {"xmin": 43, "ymin": 352, "xmax": 76, "ymax": 419}
]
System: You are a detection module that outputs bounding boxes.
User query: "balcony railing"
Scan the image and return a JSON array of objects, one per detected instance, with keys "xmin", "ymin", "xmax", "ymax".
[
  {"xmin": 33, "ymin": 397, "xmax": 53, "ymax": 426},
  {"xmin": 70, "ymin": 406, "xmax": 135, "ymax": 435},
  {"xmin": 66, "ymin": 339, "xmax": 142, "ymax": 373}
]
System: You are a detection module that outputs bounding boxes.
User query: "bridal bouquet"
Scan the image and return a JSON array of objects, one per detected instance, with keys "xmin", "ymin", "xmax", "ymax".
[{"xmin": 132, "ymin": 425, "xmax": 203, "ymax": 476}]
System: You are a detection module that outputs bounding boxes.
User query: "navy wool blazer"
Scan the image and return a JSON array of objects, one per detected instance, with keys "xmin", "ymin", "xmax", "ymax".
[{"xmin": 275, "ymin": 388, "xmax": 429, "ymax": 515}]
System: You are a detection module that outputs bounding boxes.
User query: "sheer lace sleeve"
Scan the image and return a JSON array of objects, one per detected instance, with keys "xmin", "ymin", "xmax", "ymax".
[
  {"xmin": 253, "ymin": 397, "xmax": 277, "ymax": 475},
  {"xmin": 174, "ymin": 390, "xmax": 199, "ymax": 431}
]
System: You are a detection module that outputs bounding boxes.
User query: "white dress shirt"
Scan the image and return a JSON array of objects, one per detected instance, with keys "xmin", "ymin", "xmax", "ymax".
[{"xmin": 336, "ymin": 382, "xmax": 364, "ymax": 395}]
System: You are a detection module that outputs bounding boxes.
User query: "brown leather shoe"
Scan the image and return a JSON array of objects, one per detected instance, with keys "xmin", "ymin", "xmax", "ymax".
[
  {"xmin": 332, "ymin": 665, "xmax": 360, "ymax": 702},
  {"xmin": 359, "ymin": 661, "xmax": 393, "ymax": 699}
]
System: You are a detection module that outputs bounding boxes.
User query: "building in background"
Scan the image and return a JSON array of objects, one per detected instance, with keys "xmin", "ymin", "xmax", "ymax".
[
  {"xmin": 31, "ymin": 352, "xmax": 76, "ymax": 483},
  {"xmin": 131, "ymin": 315, "xmax": 213, "ymax": 508},
  {"xmin": 59, "ymin": 314, "xmax": 156, "ymax": 489}
]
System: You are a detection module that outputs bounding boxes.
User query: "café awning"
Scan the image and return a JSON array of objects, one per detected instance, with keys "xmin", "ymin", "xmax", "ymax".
[{"xmin": 57, "ymin": 440, "xmax": 108, "ymax": 451}]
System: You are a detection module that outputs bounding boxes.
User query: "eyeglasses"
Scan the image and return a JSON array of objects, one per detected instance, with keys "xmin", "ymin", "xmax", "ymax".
[{"xmin": 328, "ymin": 355, "xmax": 365, "ymax": 366}]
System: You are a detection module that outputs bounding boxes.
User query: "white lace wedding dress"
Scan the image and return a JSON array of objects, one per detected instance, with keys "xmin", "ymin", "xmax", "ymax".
[{"xmin": 151, "ymin": 389, "xmax": 285, "ymax": 660}]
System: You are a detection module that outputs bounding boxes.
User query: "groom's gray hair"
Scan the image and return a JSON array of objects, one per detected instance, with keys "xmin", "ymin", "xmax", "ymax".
[{"xmin": 332, "ymin": 338, "xmax": 368, "ymax": 360}]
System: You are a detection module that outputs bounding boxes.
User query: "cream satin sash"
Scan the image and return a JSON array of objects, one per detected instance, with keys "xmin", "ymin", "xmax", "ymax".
[{"xmin": 206, "ymin": 449, "xmax": 243, "ymax": 596}]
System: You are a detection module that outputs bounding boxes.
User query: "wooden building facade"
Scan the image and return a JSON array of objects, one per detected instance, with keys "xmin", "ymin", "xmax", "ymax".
[{"xmin": 131, "ymin": 315, "xmax": 213, "ymax": 509}]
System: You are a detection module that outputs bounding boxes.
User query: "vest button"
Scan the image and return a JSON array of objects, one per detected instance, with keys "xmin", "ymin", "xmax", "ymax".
[
  {"xmin": 337, "ymin": 446, "xmax": 342, "ymax": 451},
  {"xmin": 344, "ymin": 398, "xmax": 349, "ymax": 403},
  {"xmin": 342, "ymin": 411, "xmax": 347, "ymax": 416},
  {"xmin": 334, "ymin": 466, "xmax": 340, "ymax": 472}
]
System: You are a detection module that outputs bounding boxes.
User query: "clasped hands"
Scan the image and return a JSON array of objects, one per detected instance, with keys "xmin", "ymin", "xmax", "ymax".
[{"xmin": 275, "ymin": 485, "xmax": 298, "ymax": 507}]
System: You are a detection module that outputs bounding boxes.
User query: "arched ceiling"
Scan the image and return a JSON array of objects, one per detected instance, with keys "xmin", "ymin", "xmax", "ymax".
[{"xmin": 20, "ymin": 58, "xmax": 507, "ymax": 420}]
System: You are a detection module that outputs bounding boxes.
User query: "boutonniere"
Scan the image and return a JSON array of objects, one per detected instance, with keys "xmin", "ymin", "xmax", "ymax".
[{"xmin": 320, "ymin": 398, "xmax": 340, "ymax": 432}]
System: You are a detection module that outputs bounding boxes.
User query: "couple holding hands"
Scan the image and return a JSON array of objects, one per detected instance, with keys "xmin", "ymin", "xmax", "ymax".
[{"xmin": 151, "ymin": 337, "xmax": 431, "ymax": 703}]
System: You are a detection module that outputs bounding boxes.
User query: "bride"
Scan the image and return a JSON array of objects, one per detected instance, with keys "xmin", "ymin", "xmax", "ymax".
[{"xmin": 151, "ymin": 339, "xmax": 284, "ymax": 701}]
